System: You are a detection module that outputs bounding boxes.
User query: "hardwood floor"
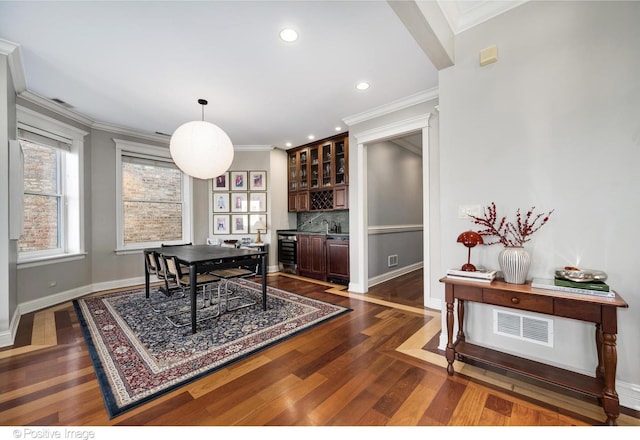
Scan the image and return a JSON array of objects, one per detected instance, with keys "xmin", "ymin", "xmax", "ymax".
[{"xmin": 1, "ymin": 271, "xmax": 638, "ymax": 427}]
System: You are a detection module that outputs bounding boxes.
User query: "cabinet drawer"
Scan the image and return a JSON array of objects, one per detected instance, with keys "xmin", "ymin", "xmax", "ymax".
[
  {"xmin": 483, "ymin": 289, "xmax": 553, "ymax": 314},
  {"xmin": 453, "ymin": 285, "xmax": 482, "ymax": 301}
]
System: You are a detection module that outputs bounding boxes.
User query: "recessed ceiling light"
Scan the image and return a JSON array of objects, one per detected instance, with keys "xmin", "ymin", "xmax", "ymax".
[
  {"xmin": 308, "ymin": 135, "xmax": 315, "ymax": 140},
  {"xmin": 356, "ymin": 81, "xmax": 370, "ymax": 91},
  {"xmin": 279, "ymin": 28, "xmax": 298, "ymax": 42},
  {"xmin": 285, "ymin": 142, "xmax": 292, "ymax": 148},
  {"xmin": 335, "ymin": 126, "xmax": 342, "ymax": 131}
]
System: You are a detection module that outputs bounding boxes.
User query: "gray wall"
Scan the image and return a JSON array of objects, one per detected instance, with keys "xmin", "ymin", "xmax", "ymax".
[
  {"xmin": 439, "ymin": 0, "xmax": 639, "ymax": 389},
  {"xmin": 367, "ymin": 140, "xmax": 423, "ymax": 277}
]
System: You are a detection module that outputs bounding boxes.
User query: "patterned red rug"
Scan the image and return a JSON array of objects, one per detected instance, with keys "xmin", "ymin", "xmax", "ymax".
[{"xmin": 73, "ymin": 279, "xmax": 350, "ymax": 418}]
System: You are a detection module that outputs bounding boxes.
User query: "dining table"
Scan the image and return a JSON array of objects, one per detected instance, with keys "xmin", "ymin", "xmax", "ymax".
[{"xmin": 144, "ymin": 244, "xmax": 268, "ymax": 333}]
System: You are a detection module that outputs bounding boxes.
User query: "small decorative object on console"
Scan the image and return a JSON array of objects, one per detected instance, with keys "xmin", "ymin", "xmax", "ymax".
[{"xmin": 456, "ymin": 230, "xmax": 483, "ymax": 271}]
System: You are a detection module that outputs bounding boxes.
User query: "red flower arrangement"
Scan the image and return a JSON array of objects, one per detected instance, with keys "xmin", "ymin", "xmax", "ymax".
[{"xmin": 468, "ymin": 202, "xmax": 554, "ymax": 247}]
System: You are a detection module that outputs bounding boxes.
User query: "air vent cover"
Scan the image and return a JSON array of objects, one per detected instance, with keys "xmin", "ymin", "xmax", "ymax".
[{"xmin": 493, "ymin": 309, "xmax": 553, "ymax": 347}]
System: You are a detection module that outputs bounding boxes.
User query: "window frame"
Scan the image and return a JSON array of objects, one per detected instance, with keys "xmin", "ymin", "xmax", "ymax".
[
  {"xmin": 16, "ymin": 106, "xmax": 87, "ymax": 267},
  {"xmin": 114, "ymin": 138, "xmax": 193, "ymax": 253}
]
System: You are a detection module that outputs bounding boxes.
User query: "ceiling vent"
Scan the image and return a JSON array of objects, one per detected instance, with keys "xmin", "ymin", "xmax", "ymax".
[
  {"xmin": 51, "ymin": 97, "xmax": 74, "ymax": 109},
  {"xmin": 493, "ymin": 309, "xmax": 553, "ymax": 347}
]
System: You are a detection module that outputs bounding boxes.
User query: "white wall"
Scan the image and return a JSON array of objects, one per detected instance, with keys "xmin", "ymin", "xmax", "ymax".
[{"xmin": 438, "ymin": 0, "xmax": 640, "ymax": 404}]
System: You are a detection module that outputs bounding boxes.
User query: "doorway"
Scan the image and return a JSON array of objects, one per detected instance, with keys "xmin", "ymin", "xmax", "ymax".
[{"xmin": 350, "ymin": 112, "xmax": 439, "ymax": 310}]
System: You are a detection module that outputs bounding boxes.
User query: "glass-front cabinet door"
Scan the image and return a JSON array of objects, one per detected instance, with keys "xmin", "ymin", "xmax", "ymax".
[
  {"xmin": 334, "ymin": 138, "xmax": 347, "ymax": 186},
  {"xmin": 321, "ymin": 142, "xmax": 332, "ymax": 187},
  {"xmin": 288, "ymin": 152, "xmax": 297, "ymax": 191}
]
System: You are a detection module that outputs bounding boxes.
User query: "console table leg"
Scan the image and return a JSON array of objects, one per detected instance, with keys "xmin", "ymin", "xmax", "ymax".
[
  {"xmin": 446, "ymin": 300, "xmax": 455, "ymax": 375},
  {"xmin": 601, "ymin": 332, "xmax": 619, "ymax": 426}
]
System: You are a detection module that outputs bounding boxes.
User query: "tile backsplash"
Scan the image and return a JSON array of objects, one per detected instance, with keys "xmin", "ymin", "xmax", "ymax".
[{"xmin": 297, "ymin": 210, "xmax": 349, "ymax": 234}]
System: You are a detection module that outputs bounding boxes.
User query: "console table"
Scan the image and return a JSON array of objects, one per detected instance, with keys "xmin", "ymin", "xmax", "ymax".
[{"xmin": 440, "ymin": 276, "xmax": 628, "ymax": 425}]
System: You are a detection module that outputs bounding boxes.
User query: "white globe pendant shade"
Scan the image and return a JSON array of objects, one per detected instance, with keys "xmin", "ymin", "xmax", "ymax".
[{"xmin": 169, "ymin": 120, "xmax": 234, "ymax": 180}]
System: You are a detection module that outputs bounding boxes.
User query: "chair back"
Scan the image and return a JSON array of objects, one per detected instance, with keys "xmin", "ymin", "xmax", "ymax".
[{"xmin": 146, "ymin": 252, "xmax": 158, "ymax": 275}]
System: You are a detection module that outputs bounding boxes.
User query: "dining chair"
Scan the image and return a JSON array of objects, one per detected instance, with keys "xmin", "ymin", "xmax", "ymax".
[
  {"xmin": 162, "ymin": 254, "xmax": 223, "ymax": 327},
  {"xmin": 209, "ymin": 266, "xmax": 257, "ymax": 313}
]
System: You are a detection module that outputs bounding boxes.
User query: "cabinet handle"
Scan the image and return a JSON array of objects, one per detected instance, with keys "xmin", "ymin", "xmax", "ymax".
[{"xmin": 511, "ymin": 297, "xmax": 520, "ymax": 304}]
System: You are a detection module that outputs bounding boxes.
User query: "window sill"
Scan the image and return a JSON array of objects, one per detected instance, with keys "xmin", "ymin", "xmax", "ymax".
[{"xmin": 17, "ymin": 252, "xmax": 88, "ymax": 269}]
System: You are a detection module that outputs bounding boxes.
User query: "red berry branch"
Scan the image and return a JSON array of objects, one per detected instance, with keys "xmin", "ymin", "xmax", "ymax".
[{"xmin": 468, "ymin": 202, "xmax": 553, "ymax": 247}]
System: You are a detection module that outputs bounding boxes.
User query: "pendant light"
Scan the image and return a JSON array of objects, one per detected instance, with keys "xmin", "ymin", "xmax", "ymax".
[{"xmin": 169, "ymin": 99, "xmax": 234, "ymax": 180}]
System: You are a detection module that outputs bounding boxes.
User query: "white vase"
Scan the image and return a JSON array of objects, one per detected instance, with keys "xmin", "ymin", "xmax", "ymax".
[{"xmin": 499, "ymin": 246, "xmax": 530, "ymax": 284}]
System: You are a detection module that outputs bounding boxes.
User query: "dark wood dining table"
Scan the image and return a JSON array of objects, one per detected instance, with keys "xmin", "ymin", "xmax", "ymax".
[{"xmin": 144, "ymin": 244, "xmax": 268, "ymax": 333}]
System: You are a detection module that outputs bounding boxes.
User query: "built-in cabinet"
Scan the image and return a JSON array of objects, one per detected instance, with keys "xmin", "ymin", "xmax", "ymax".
[
  {"xmin": 297, "ymin": 234, "xmax": 326, "ymax": 280},
  {"xmin": 326, "ymin": 238, "xmax": 349, "ymax": 284},
  {"xmin": 297, "ymin": 234, "xmax": 349, "ymax": 284},
  {"xmin": 288, "ymin": 133, "xmax": 348, "ymax": 212}
]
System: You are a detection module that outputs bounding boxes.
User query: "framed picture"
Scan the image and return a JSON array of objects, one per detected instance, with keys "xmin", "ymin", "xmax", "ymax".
[
  {"xmin": 231, "ymin": 214, "xmax": 248, "ymax": 234},
  {"xmin": 213, "ymin": 172, "xmax": 229, "ymax": 191},
  {"xmin": 249, "ymin": 214, "xmax": 267, "ymax": 233},
  {"xmin": 213, "ymin": 193, "xmax": 230, "ymax": 213},
  {"xmin": 249, "ymin": 192, "xmax": 267, "ymax": 212},
  {"xmin": 231, "ymin": 171, "xmax": 247, "ymax": 191},
  {"xmin": 249, "ymin": 170, "xmax": 267, "ymax": 191},
  {"xmin": 231, "ymin": 192, "xmax": 248, "ymax": 212},
  {"xmin": 213, "ymin": 215, "xmax": 230, "ymax": 234}
]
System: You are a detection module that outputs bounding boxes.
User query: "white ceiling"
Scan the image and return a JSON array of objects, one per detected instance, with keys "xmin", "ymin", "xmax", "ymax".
[{"xmin": 0, "ymin": 1, "xmax": 526, "ymax": 149}]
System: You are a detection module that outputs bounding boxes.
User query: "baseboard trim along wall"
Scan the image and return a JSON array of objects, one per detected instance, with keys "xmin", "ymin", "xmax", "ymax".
[{"xmin": 368, "ymin": 261, "xmax": 423, "ymax": 288}]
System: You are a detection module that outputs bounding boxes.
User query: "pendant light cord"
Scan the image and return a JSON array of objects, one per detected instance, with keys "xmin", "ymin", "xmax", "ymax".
[{"xmin": 197, "ymin": 98, "xmax": 208, "ymax": 122}]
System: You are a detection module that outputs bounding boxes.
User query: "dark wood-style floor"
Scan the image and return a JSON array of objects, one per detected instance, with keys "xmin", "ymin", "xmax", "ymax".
[{"xmin": 1, "ymin": 270, "xmax": 638, "ymax": 427}]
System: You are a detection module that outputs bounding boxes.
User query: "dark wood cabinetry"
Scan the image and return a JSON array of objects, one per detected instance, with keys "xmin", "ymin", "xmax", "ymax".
[
  {"xmin": 326, "ymin": 238, "xmax": 349, "ymax": 283},
  {"xmin": 296, "ymin": 234, "xmax": 349, "ymax": 283},
  {"xmin": 297, "ymin": 234, "xmax": 326, "ymax": 280},
  {"xmin": 288, "ymin": 133, "xmax": 348, "ymax": 212}
]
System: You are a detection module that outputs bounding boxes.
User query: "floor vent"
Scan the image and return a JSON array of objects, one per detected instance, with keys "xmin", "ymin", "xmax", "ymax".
[{"xmin": 493, "ymin": 309, "xmax": 553, "ymax": 347}]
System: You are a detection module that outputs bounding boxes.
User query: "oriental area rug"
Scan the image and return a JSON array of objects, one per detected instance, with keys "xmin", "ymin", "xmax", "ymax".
[{"xmin": 73, "ymin": 279, "xmax": 350, "ymax": 418}]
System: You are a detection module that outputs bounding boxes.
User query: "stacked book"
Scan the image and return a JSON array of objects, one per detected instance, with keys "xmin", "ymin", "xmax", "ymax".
[
  {"xmin": 531, "ymin": 277, "xmax": 614, "ymax": 298},
  {"xmin": 446, "ymin": 268, "xmax": 497, "ymax": 284}
]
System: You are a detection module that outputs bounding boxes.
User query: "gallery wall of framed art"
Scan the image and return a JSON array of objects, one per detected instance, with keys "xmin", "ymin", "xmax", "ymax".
[{"xmin": 209, "ymin": 170, "xmax": 268, "ymax": 236}]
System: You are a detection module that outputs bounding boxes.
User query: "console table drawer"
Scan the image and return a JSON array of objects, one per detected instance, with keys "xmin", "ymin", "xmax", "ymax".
[{"xmin": 483, "ymin": 289, "xmax": 553, "ymax": 314}]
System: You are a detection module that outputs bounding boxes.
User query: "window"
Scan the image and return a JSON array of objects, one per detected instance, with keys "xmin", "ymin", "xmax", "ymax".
[
  {"xmin": 115, "ymin": 139, "xmax": 192, "ymax": 252},
  {"xmin": 17, "ymin": 106, "xmax": 87, "ymax": 265}
]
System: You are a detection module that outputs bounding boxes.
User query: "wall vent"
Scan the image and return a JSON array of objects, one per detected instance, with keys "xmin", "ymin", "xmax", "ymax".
[
  {"xmin": 388, "ymin": 254, "xmax": 398, "ymax": 267},
  {"xmin": 493, "ymin": 309, "xmax": 553, "ymax": 347}
]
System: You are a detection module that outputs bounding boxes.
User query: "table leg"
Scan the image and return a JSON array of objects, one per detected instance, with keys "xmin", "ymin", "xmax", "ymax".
[
  {"xmin": 445, "ymin": 284, "xmax": 455, "ymax": 375},
  {"xmin": 190, "ymin": 262, "xmax": 197, "ymax": 334},
  {"xmin": 601, "ymin": 331, "xmax": 619, "ymax": 425},
  {"xmin": 144, "ymin": 252, "xmax": 150, "ymax": 298},
  {"xmin": 261, "ymin": 254, "xmax": 267, "ymax": 310}
]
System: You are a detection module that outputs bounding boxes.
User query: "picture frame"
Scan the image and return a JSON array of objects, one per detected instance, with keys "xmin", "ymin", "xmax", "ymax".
[
  {"xmin": 231, "ymin": 171, "xmax": 247, "ymax": 191},
  {"xmin": 231, "ymin": 192, "xmax": 248, "ymax": 212},
  {"xmin": 213, "ymin": 215, "xmax": 230, "ymax": 234},
  {"xmin": 249, "ymin": 214, "xmax": 267, "ymax": 233},
  {"xmin": 213, "ymin": 193, "xmax": 230, "ymax": 213},
  {"xmin": 249, "ymin": 192, "xmax": 267, "ymax": 212},
  {"xmin": 213, "ymin": 172, "xmax": 229, "ymax": 191},
  {"xmin": 249, "ymin": 170, "xmax": 267, "ymax": 191},
  {"xmin": 231, "ymin": 214, "xmax": 248, "ymax": 234}
]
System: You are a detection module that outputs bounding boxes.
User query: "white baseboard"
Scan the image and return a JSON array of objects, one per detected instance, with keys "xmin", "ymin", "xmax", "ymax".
[
  {"xmin": 0, "ymin": 307, "xmax": 21, "ymax": 347},
  {"xmin": 368, "ymin": 262, "xmax": 423, "ymax": 288}
]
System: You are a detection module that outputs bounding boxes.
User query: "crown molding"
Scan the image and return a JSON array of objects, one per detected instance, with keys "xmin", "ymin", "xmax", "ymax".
[
  {"xmin": 342, "ymin": 87, "xmax": 438, "ymax": 127},
  {"xmin": 93, "ymin": 121, "xmax": 170, "ymax": 144},
  {"xmin": 437, "ymin": 0, "xmax": 529, "ymax": 35},
  {"xmin": 234, "ymin": 145, "xmax": 275, "ymax": 152},
  {"xmin": 19, "ymin": 90, "xmax": 94, "ymax": 126},
  {"xmin": 0, "ymin": 39, "xmax": 27, "ymax": 93}
]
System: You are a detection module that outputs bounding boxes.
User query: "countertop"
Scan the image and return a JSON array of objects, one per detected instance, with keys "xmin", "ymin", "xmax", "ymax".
[{"xmin": 277, "ymin": 229, "xmax": 350, "ymax": 239}]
